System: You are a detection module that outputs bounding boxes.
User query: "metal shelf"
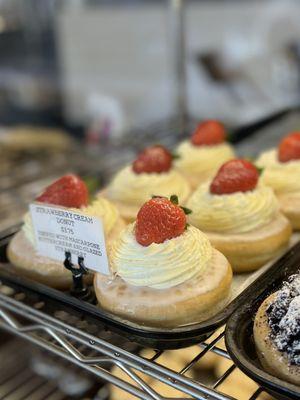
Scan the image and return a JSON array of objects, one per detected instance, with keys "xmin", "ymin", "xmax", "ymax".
[{"xmin": 0, "ymin": 280, "xmax": 271, "ymax": 400}]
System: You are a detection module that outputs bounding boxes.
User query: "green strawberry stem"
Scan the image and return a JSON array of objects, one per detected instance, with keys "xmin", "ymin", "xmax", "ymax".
[
  {"xmin": 255, "ymin": 165, "xmax": 264, "ymax": 176},
  {"xmin": 171, "ymin": 152, "xmax": 180, "ymax": 160},
  {"xmin": 151, "ymin": 194, "xmax": 192, "ymax": 215},
  {"xmin": 170, "ymin": 194, "xmax": 179, "ymax": 205},
  {"xmin": 181, "ymin": 206, "xmax": 192, "ymax": 215}
]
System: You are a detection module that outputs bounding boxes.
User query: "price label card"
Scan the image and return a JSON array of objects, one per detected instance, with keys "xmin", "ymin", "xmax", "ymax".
[{"xmin": 29, "ymin": 203, "xmax": 109, "ymax": 275}]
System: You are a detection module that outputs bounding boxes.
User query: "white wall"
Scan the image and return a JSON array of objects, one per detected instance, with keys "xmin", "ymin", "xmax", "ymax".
[{"xmin": 56, "ymin": 0, "xmax": 300, "ymax": 129}]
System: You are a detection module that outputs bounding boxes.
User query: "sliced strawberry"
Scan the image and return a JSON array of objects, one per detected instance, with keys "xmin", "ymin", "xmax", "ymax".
[
  {"xmin": 36, "ymin": 174, "xmax": 88, "ymax": 208},
  {"xmin": 210, "ymin": 159, "xmax": 259, "ymax": 195},
  {"xmin": 191, "ymin": 120, "xmax": 226, "ymax": 146},
  {"xmin": 135, "ymin": 196, "xmax": 189, "ymax": 246},
  {"xmin": 278, "ymin": 132, "xmax": 300, "ymax": 163},
  {"xmin": 132, "ymin": 145, "xmax": 172, "ymax": 174}
]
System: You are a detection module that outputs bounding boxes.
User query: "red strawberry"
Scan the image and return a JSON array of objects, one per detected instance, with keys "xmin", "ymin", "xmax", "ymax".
[
  {"xmin": 191, "ymin": 120, "xmax": 226, "ymax": 146},
  {"xmin": 278, "ymin": 132, "xmax": 300, "ymax": 163},
  {"xmin": 210, "ymin": 159, "xmax": 259, "ymax": 195},
  {"xmin": 135, "ymin": 196, "xmax": 190, "ymax": 246},
  {"xmin": 36, "ymin": 174, "xmax": 88, "ymax": 208},
  {"xmin": 132, "ymin": 145, "xmax": 172, "ymax": 174}
]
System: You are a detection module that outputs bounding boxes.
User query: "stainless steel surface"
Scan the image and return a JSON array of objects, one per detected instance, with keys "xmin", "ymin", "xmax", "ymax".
[{"xmin": 0, "ymin": 279, "xmax": 270, "ymax": 400}]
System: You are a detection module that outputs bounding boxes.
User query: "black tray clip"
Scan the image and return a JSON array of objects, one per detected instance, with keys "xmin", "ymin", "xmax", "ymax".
[{"xmin": 64, "ymin": 251, "xmax": 94, "ymax": 302}]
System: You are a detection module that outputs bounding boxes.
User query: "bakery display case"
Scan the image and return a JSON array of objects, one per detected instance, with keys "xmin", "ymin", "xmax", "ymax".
[{"xmin": 1, "ymin": 1, "xmax": 300, "ymax": 399}]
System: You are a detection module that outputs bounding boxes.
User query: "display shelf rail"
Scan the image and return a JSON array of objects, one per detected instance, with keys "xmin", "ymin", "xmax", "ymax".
[{"xmin": 0, "ymin": 279, "xmax": 271, "ymax": 400}]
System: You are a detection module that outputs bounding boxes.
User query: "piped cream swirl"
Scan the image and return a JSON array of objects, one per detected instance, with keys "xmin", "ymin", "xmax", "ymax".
[
  {"xmin": 110, "ymin": 224, "xmax": 212, "ymax": 289},
  {"xmin": 256, "ymin": 149, "xmax": 300, "ymax": 194},
  {"xmin": 187, "ymin": 181, "xmax": 279, "ymax": 234},
  {"xmin": 175, "ymin": 141, "xmax": 235, "ymax": 176},
  {"xmin": 23, "ymin": 197, "xmax": 119, "ymax": 246},
  {"xmin": 81, "ymin": 197, "xmax": 119, "ymax": 235},
  {"xmin": 106, "ymin": 165, "xmax": 190, "ymax": 206}
]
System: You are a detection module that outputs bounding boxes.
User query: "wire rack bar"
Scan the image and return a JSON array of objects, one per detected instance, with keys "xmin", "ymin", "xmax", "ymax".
[
  {"xmin": 199, "ymin": 343, "xmax": 231, "ymax": 360},
  {"xmin": 0, "ymin": 291, "xmax": 236, "ymax": 400},
  {"xmin": 213, "ymin": 365, "xmax": 236, "ymax": 389},
  {"xmin": 248, "ymin": 389, "xmax": 264, "ymax": 400},
  {"xmin": 0, "ymin": 278, "xmax": 271, "ymax": 400},
  {"xmin": 179, "ymin": 331, "xmax": 225, "ymax": 375}
]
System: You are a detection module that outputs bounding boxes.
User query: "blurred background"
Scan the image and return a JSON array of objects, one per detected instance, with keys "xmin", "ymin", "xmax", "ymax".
[
  {"xmin": 1, "ymin": 0, "xmax": 300, "ymax": 228},
  {"xmin": 1, "ymin": 0, "xmax": 300, "ymax": 134}
]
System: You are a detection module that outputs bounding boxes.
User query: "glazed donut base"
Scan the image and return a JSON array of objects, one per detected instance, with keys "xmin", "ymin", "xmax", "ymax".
[
  {"xmin": 204, "ymin": 214, "xmax": 292, "ymax": 273},
  {"xmin": 94, "ymin": 249, "xmax": 232, "ymax": 328},
  {"xmin": 278, "ymin": 193, "xmax": 300, "ymax": 230},
  {"xmin": 7, "ymin": 230, "xmax": 94, "ymax": 289}
]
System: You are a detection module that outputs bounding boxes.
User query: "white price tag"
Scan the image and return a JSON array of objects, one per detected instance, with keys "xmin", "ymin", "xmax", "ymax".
[{"xmin": 29, "ymin": 203, "xmax": 109, "ymax": 275}]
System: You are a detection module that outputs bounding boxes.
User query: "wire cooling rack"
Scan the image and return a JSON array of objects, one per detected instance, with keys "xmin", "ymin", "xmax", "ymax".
[{"xmin": 0, "ymin": 278, "xmax": 272, "ymax": 400}]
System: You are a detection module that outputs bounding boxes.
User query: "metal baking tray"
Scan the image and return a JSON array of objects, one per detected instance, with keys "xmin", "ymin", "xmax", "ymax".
[
  {"xmin": 0, "ymin": 226, "xmax": 299, "ymax": 351},
  {"xmin": 225, "ymin": 242, "xmax": 300, "ymax": 400},
  {"xmin": 0, "ymin": 107, "xmax": 298, "ymax": 351}
]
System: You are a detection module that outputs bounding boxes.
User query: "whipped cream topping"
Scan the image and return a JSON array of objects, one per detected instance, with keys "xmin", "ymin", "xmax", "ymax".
[
  {"xmin": 23, "ymin": 212, "xmax": 37, "ymax": 246},
  {"xmin": 23, "ymin": 197, "xmax": 119, "ymax": 246},
  {"xmin": 187, "ymin": 181, "xmax": 279, "ymax": 234},
  {"xmin": 257, "ymin": 149, "xmax": 300, "ymax": 194},
  {"xmin": 266, "ymin": 274, "xmax": 300, "ymax": 365},
  {"xmin": 81, "ymin": 197, "xmax": 119, "ymax": 235},
  {"xmin": 106, "ymin": 165, "xmax": 190, "ymax": 206},
  {"xmin": 175, "ymin": 141, "xmax": 234, "ymax": 177},
  {"xmin": 110, "ymin": 224, "xmax": 213, "ymax": 289}
]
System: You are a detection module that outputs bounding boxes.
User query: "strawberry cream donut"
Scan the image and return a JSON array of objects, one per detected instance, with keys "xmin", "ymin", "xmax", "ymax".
[
  {"xmin": 7, "ymin": 175, "xmax": 126, "ymax": 289},
  {"xmin": 174, "ymin": 120, "xmax": 235, "ymax": 189},
  {"xmin": 94, "ymin": 196, "xmax": 232, "ymax": 327},
  {"xmin": 187, "ymin": 160, "xmax": 292, "ymax": 272},
  {"xmin": 103, "ymin": 145, "xmax": 190, "ymax": 223},
  {"xmin": 256, "ymin": 132, "xmax": 300, "ymax": 230}
]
